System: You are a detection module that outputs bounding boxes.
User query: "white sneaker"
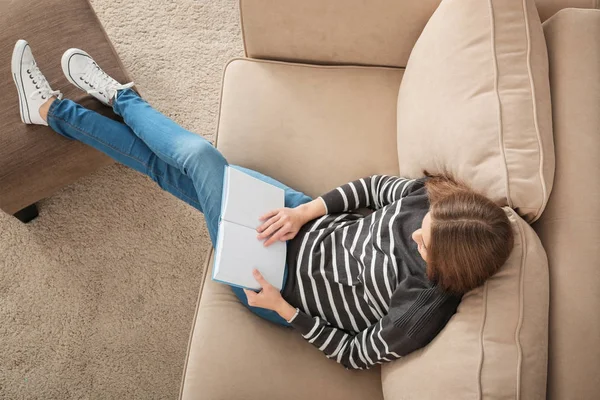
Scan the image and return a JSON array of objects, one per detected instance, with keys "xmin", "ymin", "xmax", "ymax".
[
  {"xmin": 11, "ymin": 40, "xmax": 62, "ymax": 126},
  {"xmin": 61, "ymin": 48, "xmax": 133, "ymax": 106}
]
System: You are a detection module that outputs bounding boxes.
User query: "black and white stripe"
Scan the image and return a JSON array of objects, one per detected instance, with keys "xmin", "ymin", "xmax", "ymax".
[{"xmin": 283, "ymin": 175, "xmax": 462, "ymax": 370}]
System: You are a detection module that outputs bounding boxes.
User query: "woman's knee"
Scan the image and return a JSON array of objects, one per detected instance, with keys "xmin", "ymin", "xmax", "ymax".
[{"xmin": 179, "ymin": 139, "xmax": 227, "ymax": 175}]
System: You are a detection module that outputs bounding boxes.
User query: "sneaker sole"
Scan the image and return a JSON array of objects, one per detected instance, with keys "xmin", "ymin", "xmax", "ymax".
[{"xmin": 11, "ymin": 40, "xmax": 30, "ymax": 124}]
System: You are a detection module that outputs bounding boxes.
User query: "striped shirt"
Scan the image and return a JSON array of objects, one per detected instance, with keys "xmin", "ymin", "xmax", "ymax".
[{"xmin": 282, "ymin": 175, "xmax": 461, "ymax": 370}]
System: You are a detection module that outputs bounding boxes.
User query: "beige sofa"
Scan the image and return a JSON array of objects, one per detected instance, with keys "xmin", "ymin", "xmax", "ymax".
[{"xmin": 180, "ymin": 1, "xmax": 599, "ymax": 399}]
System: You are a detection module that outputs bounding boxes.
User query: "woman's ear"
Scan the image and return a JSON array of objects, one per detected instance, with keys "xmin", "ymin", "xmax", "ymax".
[{"xmin": 411, "ymin": 228, "xmax": 421, "ymax": 243}]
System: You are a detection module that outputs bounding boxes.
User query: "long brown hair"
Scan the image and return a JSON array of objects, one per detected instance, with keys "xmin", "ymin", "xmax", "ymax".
[{"xmin": 423, "ymin": 170, "xmax": 514, "ymax": 295}]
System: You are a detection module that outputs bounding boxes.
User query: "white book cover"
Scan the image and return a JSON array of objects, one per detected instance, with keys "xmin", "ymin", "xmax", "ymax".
[{"xmin": 212, "ymin": 166, "xmax": 286, "ymax": 291}]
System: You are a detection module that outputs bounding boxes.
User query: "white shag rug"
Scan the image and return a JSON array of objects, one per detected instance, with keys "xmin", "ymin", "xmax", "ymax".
[{"xmin": 0, "ymin": 0, "xmax": 243, "ymax": 398}]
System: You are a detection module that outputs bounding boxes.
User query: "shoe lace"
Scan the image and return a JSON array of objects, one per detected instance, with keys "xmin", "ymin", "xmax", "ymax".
[
  {"xmin": 28, "ymin": 61, "xmax": 62, "ymax": 101},
  {"xmin": 82, "ymin": 60, "xmax": 133, "ymax": 98}
]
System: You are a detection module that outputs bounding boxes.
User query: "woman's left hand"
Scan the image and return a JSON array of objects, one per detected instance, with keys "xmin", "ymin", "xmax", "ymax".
[
  {"xmin": 257, "ymin": 206, "xmax": 309, "ymax": 246},
  {"xmin": 243, "ymin": 269, "xmax": 286, "ymax": 312}
]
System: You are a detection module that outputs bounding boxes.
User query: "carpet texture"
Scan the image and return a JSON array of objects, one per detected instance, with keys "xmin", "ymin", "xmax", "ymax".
[{"xmin": 0, "ymin": 0, "xmax": 243, "ymax": 398}]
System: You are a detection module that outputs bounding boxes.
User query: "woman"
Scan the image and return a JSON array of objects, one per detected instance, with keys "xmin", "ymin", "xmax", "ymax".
[{"xmin": 11, "ymin": 40, "xmax": 514, "ymax": 370}]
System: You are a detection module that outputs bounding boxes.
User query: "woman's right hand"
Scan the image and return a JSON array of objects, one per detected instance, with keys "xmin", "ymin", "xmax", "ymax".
[{"xmin": 256, "ymin": 206, "xmax": 307, "ymax": 247}]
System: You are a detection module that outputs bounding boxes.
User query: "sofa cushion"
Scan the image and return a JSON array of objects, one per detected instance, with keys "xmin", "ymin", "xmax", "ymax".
[
  {"xmin": 180, "ymin": 252, "xmax": 383, "ymax": 400},
  {"xmin": 532, "ymin": 9, "xmax": 600, "ymax": 399},
  {"xmin": 396, "ymin": 0, "xmax": 554, "ymax": 223},
  {"xmin": 180, "ymin": 58, "xmax": 405, "ymax": 399},
  {"xmin": 216, "ymin": 58, "xmax": 403, "ymax": 197},
  {"xmin": 0, "ymin": 0, "xmax": 132, "ymax": 215},
  {"xmin": 382, "ymin": 207, "xmax": 549, "ymax": 400}
]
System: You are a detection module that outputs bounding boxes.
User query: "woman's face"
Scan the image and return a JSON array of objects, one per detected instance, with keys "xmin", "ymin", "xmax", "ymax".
[{"xmin": 412, "ymin": 211, "xmax": 432, "ymax": 262}]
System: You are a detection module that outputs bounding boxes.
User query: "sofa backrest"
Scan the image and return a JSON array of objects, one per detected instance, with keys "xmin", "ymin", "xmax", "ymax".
[
  {"xmin": 532, "ymin": 8, "xmax": 600, "ymax": 399},
  {"xmin": 238, "ymin": 0, "xmax": 598, "ymax": 67}
]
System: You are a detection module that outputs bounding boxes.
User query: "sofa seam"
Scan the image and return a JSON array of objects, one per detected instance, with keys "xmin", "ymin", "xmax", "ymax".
[
  {"xmin": 178, "ymin": 249, "xmax": 214, "ymax": 400},
  {"xmin": 513, "ymin": 211, "xmax": 527, "ymax": 400},
  {"xmin": 224, "ymin": 57, "xmax": 405, "ymax": 73},
  {"xmin": 238, "ymin": 0, "xmax": 249, "ymax": 58},
  {"xmin": 487, "ymin": 0, "xmax": 514, "ymax": 210},
  {"xmin": 214, "ymin": 60, "xmax": 235, "ymax": 149},
  {"xmin": 477, "ymin": 281, "xmax": 488, "ymax": 400},
  {"xmin": 521, "ymin": 0, "xmax": 548, "ymax": 223}
]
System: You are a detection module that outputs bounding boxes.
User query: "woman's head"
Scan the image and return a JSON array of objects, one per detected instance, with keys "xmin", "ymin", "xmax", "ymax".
[{"xmin": 411, "ymin": 170, "xmax": 514, "ymax": 295}]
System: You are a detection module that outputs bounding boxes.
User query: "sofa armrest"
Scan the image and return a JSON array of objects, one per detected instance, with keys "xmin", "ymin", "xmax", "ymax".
[{"xmin": 239, "ymin": 0, "xmax": 440, "ymax": 67}]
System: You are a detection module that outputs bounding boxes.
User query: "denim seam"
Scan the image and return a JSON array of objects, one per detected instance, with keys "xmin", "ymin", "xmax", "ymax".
[{"xmin": 47, "ymin": 114, "xmax": 202, "ymax": 209}]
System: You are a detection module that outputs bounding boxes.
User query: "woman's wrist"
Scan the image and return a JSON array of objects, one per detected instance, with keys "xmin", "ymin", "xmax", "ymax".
[
  {"xmin": 297, "ymin": 198, "xmax": 327, "ymax": 223},
  {"xmin": 276, "ymin": 301, "xmax": 298, "ymax": 322}
]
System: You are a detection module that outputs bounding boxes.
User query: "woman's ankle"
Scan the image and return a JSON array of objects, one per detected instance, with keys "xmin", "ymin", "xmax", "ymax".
[{"xmin": 38, "ymin": 97, "xmax": 57, "ymax": 123}]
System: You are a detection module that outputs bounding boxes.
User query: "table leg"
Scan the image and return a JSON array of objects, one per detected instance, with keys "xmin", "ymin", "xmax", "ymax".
[{"xmin": 13, "ymin": 203, "xmax": 39, "ymax": 223}]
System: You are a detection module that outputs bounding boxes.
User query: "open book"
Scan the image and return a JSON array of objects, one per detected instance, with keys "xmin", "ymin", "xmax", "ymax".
[{"xmin": 212, "ymin": 166, "xmax": 287, "ymax": 291}]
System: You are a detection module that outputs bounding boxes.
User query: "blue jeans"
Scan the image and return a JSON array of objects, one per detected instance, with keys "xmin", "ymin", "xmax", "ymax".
[{"xmin": 46, "ymin": 88, "xmax": 312, "ymax": 327}]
